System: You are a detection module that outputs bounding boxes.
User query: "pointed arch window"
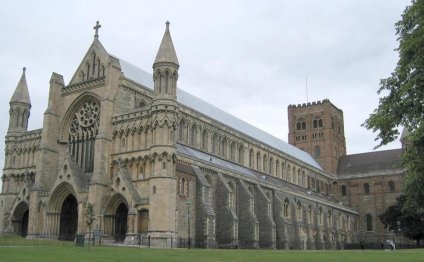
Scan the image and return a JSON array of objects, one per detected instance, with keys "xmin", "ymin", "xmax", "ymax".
[
  {"xmin": 190, "ymin": 125, "xmax": 197, "ymax": 146},
  {"xmin": 365, "ymin": 214, "xmax": 373, "ymax": 231},
  {"xmin": 230, "ymin": 142, "xmax": 236, "ymax": 162},
  {"xmin": 388, "ymin": 181, "xmax": 395, "ymax": 192},
  {"xmin": 178, "ymin": 119, "xmax": 187, "ymax": 143},
  {"xmin": 221, "ymin": 138, "xmax": 228, "ymax": 158},
  {"xmin": 202, "ymin": 130, "xmax": 208, "ymax": 151},
  {"xmin": 212, "ymin": 133, "xmax": 219, "ymax": 154},
  {"xmin": 307, "ymin": 205, "xmax": 312, "ymax": 224},
  {"xmin": 283, "ymin": 199, "xmax": 290, "ymax": 218},
  {"xmin": 263, "ymin": 155, "xmax": 268, "ymax": 174},
  {"xmin": 238, "ymin": 145, "xmax": 244, "ymax": 165},
  {"xmin": 341, "ymin": 185, "xmax": 347, "ymax": 196},
  {"xmin": 364, "ymin": 183, "xmax": 370, "ymax": 194},
  {"xmin": 318, "ymin": 208, "xmax": 324, "ymax": 226},
  {"xmin": 249, "ymin": 149, "xmax": 254, "ymax": 168},
  {"xmin": 296, "ymin": 201, "xmax": 302, "ymax": 221},
  {"xmin": 179, "ymin": 177, "xmax": 188, "ymax": 196},
  {"xmin": 228, "ymin": 181, "xmax": 236, "ymax": 210},
  {"xmin": 68, "ymin": 100, "xmax": 100, "ymax": 173},
  {"xmin": 315, "ymin": 145, "xmax": 321, "ymax": 158}
]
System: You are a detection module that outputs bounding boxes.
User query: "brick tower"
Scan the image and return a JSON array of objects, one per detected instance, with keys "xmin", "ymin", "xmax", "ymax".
[{"xmin": 288, "ymin": 99, "xmax": 346, "ymax": 174}]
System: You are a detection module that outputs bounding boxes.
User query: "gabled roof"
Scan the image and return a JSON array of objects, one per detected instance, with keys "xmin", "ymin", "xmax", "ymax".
[
  {"xmin": 10, "ymin": 67, "xmax": 31, "ymax": 105},
  {"xmin": 116, "ymin": 57, "xmax": 322, "ymax": 170},
  {"xmin": 337, "ymin": 149, "xmax": 403, "ymax": 175}
]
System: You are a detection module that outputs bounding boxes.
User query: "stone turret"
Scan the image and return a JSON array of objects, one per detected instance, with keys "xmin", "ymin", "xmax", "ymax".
[
  {"xmin": 152, "ymin": 21, "xmax": 179, "ymax": 101},
  {"xmin": 147, "ymin": 22, "xmax": 180, "ymax": 242},
  {"xmin": 8, "ymin": 67, "xmax": 31, "ymax": 135}
]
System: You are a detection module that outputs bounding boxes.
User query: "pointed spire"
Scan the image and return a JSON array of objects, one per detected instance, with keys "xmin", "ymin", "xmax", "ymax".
[
  {"xmin": 10, "ymin": 67, "xmax": 31, "ymax": 106},
  {"xmin": 154, "ymin": 21, "xmax": 179, "ymax": 67}
]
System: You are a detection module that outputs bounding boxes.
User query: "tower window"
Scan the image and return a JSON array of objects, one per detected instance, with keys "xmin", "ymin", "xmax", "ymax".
[
  {"xmin": 388, "ymin": 181, "xmax": 395, "ymax": 192},
  {"xmin": 341, "ymin": 185, "xmax": 346, "ymax": 196},
  {"xmin": 314, "ymin": 146, "xmax": 321, "ymax": 158},
  {"xmin": 296, "ymin": 119, "xmax": 306, "ymax": 131},
  {"xmin": 364, "ymin": 183, "xmax": 370, "ymax": 194},
  {"xmin": 365, "ymin": 214, "xmax": 373, "ymax": 231}
]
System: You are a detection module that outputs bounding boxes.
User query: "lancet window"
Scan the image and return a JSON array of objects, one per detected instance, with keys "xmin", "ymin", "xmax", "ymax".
[{"xmin": 68, "ymin": 100, "xmax": 100, "ymax": 173}]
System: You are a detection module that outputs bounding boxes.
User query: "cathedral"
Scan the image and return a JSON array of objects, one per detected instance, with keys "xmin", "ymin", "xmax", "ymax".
[{"xmin": 0, "ymin": 22, "xmax": 406, "ymax": 249}]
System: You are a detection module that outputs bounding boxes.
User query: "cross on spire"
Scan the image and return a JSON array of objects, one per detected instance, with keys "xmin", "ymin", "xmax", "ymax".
[{"xmin": 93, "ymin": 21, "xmax": 101, "ymax": 38}]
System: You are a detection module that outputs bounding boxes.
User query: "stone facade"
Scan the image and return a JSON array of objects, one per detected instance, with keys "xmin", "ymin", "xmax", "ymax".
[{"xmin": 1, "ymin": 22, "xmax": 360, "ymax": 249}]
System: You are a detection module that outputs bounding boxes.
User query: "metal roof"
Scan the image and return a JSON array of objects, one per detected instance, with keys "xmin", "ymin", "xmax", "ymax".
[
  {"xmin": 117, "ymin": 57, "xmax": 322, "ymax": 170},
  {"xmin": 337, "ymin": 149, "xmax": 403, "ymax": 175}
]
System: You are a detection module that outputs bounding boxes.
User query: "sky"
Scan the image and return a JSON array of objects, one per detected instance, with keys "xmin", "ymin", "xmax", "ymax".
[{"xmin": 0, "ymin": 0, "xmax": 411, "ymax": 183}]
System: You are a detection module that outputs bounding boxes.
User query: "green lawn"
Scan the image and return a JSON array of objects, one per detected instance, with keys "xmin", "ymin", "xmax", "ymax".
[{"xmin": 1, "ymin": 236, "xmax": 423, "ymax": 262}]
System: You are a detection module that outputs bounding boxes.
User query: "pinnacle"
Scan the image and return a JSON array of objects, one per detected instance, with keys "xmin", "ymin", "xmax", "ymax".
[
  {"xmin": 10, "ymin": 67, "xmax": 31, "ymax": 105},
  {"xmin": 153, "ymin": 21, "xmax": 179, "ymax": 67}
]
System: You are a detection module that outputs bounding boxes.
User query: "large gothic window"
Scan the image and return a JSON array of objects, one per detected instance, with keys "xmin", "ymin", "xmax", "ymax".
[{"xmin": 68, "ymin": 100, "xmax": 100, "ymax": 173}]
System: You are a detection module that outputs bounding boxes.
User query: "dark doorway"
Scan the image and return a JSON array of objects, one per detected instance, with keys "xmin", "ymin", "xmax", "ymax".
[
  {"xmin": 114, "ymin": 203, "xmax": 128, "ymax": 242},
  {"xmin": 59, "ymin": 194, "xmax": 78, "ymax": 241},
  {"xmin": 20, "ymin": 210, "xmax": 29, "ymax": 237}
]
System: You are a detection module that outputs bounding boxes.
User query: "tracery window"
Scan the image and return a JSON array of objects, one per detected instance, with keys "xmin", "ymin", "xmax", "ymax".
[{"xmin": 68, "ymin": 100, "xmax": 100, "ymax": 173}]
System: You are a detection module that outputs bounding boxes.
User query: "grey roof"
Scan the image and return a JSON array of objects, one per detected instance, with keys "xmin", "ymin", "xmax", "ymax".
[
  {"xmin": 10, "ymin": 67, "xmax": 31, "ymax": 105},
  {"xmin": 153, "ymin": 22, "xmax": 179, "ymax": 66},
  {"xmin": 337, "ymin": 149, "xmax": 403, "ymax": 175},
  {"xmin": 116, "ymin": 59, "xmax": 322, "ymax": 170}
]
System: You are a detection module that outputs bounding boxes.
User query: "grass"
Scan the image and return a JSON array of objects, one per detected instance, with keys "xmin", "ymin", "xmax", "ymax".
[{"xmin": 1, "ymin": 236, "xmax": 423, "ymax": 262}]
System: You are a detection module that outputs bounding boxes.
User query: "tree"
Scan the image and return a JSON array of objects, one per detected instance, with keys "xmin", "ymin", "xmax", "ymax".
[
  {"xmin": 363, "ymin": 0, "xmax": 424, "ymax": 214},
  {"xmin": 85, "ymin": 202, "xmax": 95, "ymax": 249},
  {"xmin": 379, "ymin": 196, "xmax": 424, "ymax": 246}
]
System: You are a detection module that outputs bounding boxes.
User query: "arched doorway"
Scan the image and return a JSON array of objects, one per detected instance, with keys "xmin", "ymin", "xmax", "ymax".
[
  {"xmin": 59, "ymin": 194, "xmax": 78, "ymax": 241},
  {"xmin": 114, "ymin": 203, "xmax": 128, "ymax": 242},
  {"xmin": 12, "ymin": 202, "xmax": 29, "ymax": 237},
  {"xmin": 21, "ymin": 210, "xmax": 29, "ymax": 237}
]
